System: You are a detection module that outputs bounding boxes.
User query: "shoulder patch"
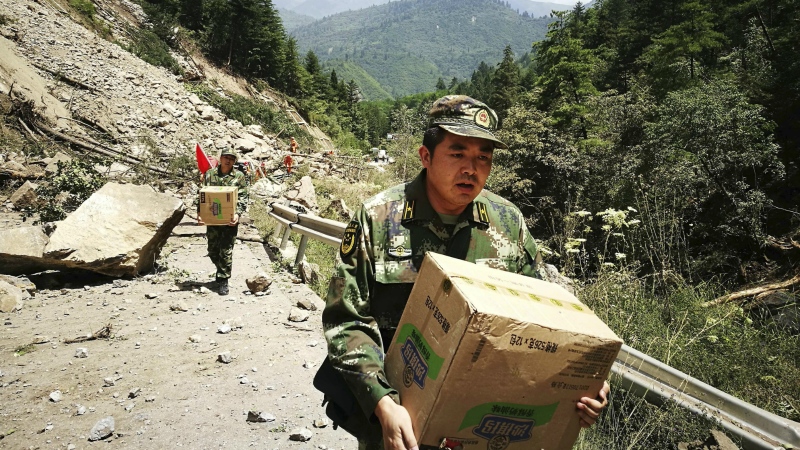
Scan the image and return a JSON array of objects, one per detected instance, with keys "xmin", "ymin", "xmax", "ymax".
[{"xmin": 340, "ymin": 220, "xmax": 361, "ymax": 258}]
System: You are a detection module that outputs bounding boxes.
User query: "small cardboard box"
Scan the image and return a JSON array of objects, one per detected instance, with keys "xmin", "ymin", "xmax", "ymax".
[
  {"xmin": 198, "ymin": 186, "xmax": 237, "ymax": 225},
  {"xmin": 385, "ymin": 252, "xmax": 623, "ymax": 450}
]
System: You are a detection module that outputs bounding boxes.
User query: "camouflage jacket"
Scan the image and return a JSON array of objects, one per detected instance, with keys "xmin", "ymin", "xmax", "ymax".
[
  {"xmin": 202, "ymin": 166, "xmax": 249, "ymax": 215},
  {"xmin": 322, "ymin": 169, "xmax": 540, "ymax": 419}
]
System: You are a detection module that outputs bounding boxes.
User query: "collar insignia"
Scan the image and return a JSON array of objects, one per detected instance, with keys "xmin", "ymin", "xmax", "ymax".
[
  {"xmin": 402, "ymin": 200, "xmax": 415, "ymax": 221},
  {"xmin": 476, "ymin": 202, "xmax": 490, "ymax": 224}
]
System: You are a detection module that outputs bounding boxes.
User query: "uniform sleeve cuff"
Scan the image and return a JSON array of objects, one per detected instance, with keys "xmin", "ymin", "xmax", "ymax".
[{"xmin": 359, "ymin": 374, "xmax": 399, "ymax": 420}]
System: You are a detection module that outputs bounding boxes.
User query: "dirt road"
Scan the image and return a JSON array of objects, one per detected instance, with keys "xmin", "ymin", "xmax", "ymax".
[{"xmin": 0, "ymin": 223, "xmax": 357, "ymax": 450}]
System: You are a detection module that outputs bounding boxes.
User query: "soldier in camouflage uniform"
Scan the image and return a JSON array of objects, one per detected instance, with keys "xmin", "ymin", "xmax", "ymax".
[
  {"xmin": 198, "ymin": 149, "xmax": 248, "ymax": 295},
  {"xmin": 320, "ymin": 96, "xmax": 610, "ymax": 450}
]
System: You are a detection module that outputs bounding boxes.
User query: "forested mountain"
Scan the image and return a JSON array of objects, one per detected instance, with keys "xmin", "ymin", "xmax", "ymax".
[
  {"xmin": 274, "ymin": 0, "xmax": 575, "ymax": 20},
  {"xmin": 320, "ymin": 60, "xmax": 393, "ymax": 100},
  {"xmin": 277, "ymin": 7, "xmax": 316, "ymax": 31},
  {"xmin": 289, "ymin": 0, "xmax": 553, "ymax": 98}
]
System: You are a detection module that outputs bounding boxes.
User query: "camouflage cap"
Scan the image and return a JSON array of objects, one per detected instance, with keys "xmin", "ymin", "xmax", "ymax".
[
  {"xmin": 219, "ymin": 149, "xmax": 239, "ymax": 161},
  {"xmin": 428, "ymin": 95, "xmax": 507, "ymax": 149}
]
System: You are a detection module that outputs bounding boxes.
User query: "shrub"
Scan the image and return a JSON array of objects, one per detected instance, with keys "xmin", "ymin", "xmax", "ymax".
[
  {"xmin": 21, "ymin": 159, "xmax": 106, "ymax": 223},
  {"xmin": 126, "ymin": 28, "xmax": 183, "ymax": 75},
  {"xmin": 186, "ymin": 84, "xmax": 307, "ymax": 139},
  {"xmin": 69, "ymin": 0, "xmax": 96, "ymax": 19}
]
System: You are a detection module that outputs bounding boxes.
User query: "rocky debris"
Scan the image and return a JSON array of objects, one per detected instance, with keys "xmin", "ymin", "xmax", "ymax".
[
  {"xmin": 189, "ymin": 335, "xmax": 202, "ymax": 343},
  {"xmin": 9, "ymin": 180, "xmax": 39, "ymax": 209},
  {"xmin": 88, "ymin": 417, "xmax": 115, "ymax": 441},
  {"xmin": 0, "ymin": 226, "xmax": 51, "ymax": 276},
  {"xmin": 289, "ymin": 428, "xmax": 313, "ymax": 442},
  {"xmin": 76, "ymin": 405, "xmax": 87, "ymax": 415},
  {"xmin": 321, "ymin": 198, "xmax": 353, "ymax": 222},
  {"xmin": 539, "ymin": 263, "xmax": 576, "ymax": 295},
  {"xmin": 42, "ymin": 183, "xmax": 186, "ymax": 276},
  {"xmin": 128, "ymin": 388, "xmax": 141, "ymax": 398},
  {"xmin": 224, "ymin": 317, "xmax": 244, "ymax": 329},
  {"xmin": 246, "ymin": 272, "xmax": 273, "ymax": 293},
  {"xmin": 249, "ymin": 178, "xmax": 284, "ymax": 199},
  {"xmin": 313, "ymin": 418, "xmax": 329, "ymax": 428},
  {"xmin": 0, "ymin": 275, "xmax": 36, "ymax": 297},
  {"xmin": 49, "ymin": 390, "xmax": 62, "ymax": 402},
  {"xmin": 299, "ymin": 261, "xmax": 320, "ymax": 285},
  {"xmin": 74, "ymin": 347, "xmax": 89, "ymax": 358},
  {"xmin": 297, "ymin": 296, "xmax": 318, "ymax": 312},
  {"xmin": 288, "ymin": 307, "xmax": 310, "ymax": 322},
  {"xmin": 0, "ymin": 280, "xmax": 24, "ymax": 313},
  {"xmin": 44, "ymin": 152, "xmax": 73, "ymax": 175},
  {"xmin": 678, "ymin": 430, "xmax": 740, "ymax": 450},
  {"xmin": 217, "ymin": 324, "xmax": 232, "ymax": 334},
  {"xmin": 217, "ymin": 351, "xmax": 232, "ymax": 364},
  {"xmin": 169, "ymin": 302, "xmax": 188, "ymax": 312},
  {"xmin": 284, "ymin": 176, "xmax": 319, "ymax": 212},
  {"xmin": 246, "ymin": 411, "xmax": 276, "ymax": 423}
]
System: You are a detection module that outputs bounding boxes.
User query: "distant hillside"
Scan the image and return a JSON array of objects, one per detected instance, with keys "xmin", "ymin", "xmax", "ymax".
[
  {"xmin": 290, "ymin": 0, "xmax": 553, "ymax": 98},
  {"xmin": 506, "ymin": 0, "xmax": 577, "ymax": 17},
  {"xmin": 274, "ymin": 0, "xmax": 573, "ymax": 19},
  {"xmin": 323, "ymin": 60, "xmax": 393, "ymax": 100},
  {"xmin": 278, "ymin": 7, "xmax": 316, "ymax": 31}
]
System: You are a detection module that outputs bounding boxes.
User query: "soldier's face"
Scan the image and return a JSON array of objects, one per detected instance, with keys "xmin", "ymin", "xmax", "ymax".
[
  {"xmin": 419, "ymin": 132, "xmax": 493, "ymax": 215},
  {"xmin": 220, "ymin": 155, "xmax": 235, "ymax": 173}
]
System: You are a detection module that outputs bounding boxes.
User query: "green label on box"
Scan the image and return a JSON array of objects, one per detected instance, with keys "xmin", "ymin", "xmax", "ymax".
[
  {"xmin": 211, "ymin": 199, "xmax": 223, "ymax": 218},
  {"xmin": 459, "ymin": 401, "xmax": 558, "ymax": 431},
  {"xmin": 395, "ymin": 323, "xmax": 445, "ymax": 381}
]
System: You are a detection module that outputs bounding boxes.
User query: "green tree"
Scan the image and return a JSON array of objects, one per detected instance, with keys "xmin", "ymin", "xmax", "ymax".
[
  {"xmin": 534, "ymin": 11, "xmax": 600, "ymax": 139},
  {"xmin": 640, "ymin": 1, "xmax": 726, "ymax": 93},
  {"xmin": 642, "ymin": 80, "xmax": 783, "ymax": 273},
  {"xmin": 489, "ymin": 45, "xmax": 521, "ymax": 121}
]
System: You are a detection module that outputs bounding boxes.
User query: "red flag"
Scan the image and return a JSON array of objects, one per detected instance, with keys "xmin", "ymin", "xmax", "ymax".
[{"xmin": 195, "ymin": 143, "xmax": 212, "ymax": 174}]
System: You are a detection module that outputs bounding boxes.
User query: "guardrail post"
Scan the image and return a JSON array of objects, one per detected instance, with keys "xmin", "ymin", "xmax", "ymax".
[
  {"xmin": 280, "ymin": 226, "xmax": 292, "ymax": 250},
  {"xmin": 295, "ymin": 235, "xmax": 309, "ymax": 266}
]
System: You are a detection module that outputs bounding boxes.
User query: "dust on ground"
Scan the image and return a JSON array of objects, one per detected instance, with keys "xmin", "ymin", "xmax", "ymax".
[{"xmin": 0, "ymin": 219, "xmax": 357, "ymax": 450}]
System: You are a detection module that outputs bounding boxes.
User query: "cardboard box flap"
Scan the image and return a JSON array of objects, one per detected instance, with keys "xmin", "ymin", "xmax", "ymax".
[{"xmin": 427, "ymin": 252, "xmax": 619, "ymax": 340}]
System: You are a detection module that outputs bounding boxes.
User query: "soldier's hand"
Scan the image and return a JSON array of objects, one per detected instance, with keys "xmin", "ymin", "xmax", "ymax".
[
  {"xmin": 374, "ymin": 396, "xmax": 417, "ymax": 450},
  {"xmin": 228, "ymin": 214, "xmax": 239, "ymax": 226},
  {"xmin": 577, "ymin": 380, "xmax": 610, "ymax": 428},
  {"xmin": 197, "ymin": 217, "xmax": 204, "ymax": 226}
]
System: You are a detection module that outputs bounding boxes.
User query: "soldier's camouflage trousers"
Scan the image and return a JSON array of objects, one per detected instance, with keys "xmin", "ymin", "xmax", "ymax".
[{"xmin": 206, "ymin": 225, "xmax": 238, "ymax": 280}]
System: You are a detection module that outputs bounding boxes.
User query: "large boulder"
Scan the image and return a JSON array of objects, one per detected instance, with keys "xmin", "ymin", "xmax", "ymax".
[
  {"xmin": 43, "ymin": 183, "xmax": 186, "ymax": 276},
  {"xmin": 0, "ymin": 226, "xmax": 53, "ymax": 276},
  {"xmin": 250, "ymin": 178, "xmax": 283, "ymax": 199},
  {"xmin": 284, "ymin": 176, "xmax": 318, "ymax": 212}
]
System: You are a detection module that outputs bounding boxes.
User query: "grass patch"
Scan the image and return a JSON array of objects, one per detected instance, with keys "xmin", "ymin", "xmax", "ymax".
[
  {"xmin": 125, "ymin": 27, "xmax": 183, "ymax": 75},
  {"xmin": 185, "ymin": 84, "xmax": 308, "ymax": 141},
  {"xmin": 14, "ymin": 343, "xmax": 35, "ymax": 357},
  {"xmin": 68, "ymin": 0, "xmax": 112, "ymax": 38},
  {"xmin": 69, "ymin": 0, "xmax": 96, "ymax": 19},
  {"xmin": 573, "ymin": 268, "xmax": 800, "ymax": 447}
]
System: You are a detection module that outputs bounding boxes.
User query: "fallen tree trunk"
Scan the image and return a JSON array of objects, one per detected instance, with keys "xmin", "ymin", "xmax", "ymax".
[
  {"xmin": 702, "ymin": 273, "xmax": 800, "ymax": 307},
  {"xmin": 35, "ymin": 124, "xmax": 170, "ymax": 176},
  {"xmin": 0, "ymin": 168, "xmax": 40, "ymax": 180}
]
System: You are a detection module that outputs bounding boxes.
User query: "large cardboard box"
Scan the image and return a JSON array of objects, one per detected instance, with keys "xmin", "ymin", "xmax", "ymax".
[
  {"xmin": 385, "ymin": 252, "xmax": 623, "ymax": 450},
  {"xmin": 198, "ymin": 186, "xmax": 237, "ymax": 225}
]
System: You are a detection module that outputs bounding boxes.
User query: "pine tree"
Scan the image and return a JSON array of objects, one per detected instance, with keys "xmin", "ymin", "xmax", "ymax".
[{"xmin": 489, "ymin": 45, "xmax": 521, "ymax": 120}]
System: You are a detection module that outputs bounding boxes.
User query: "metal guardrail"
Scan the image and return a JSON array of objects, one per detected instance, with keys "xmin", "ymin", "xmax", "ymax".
[
  {"xmin": 269, "ymin": 202, "xmax": 345, "ymax": 266},
  {"xmin": 614, "ymin": 345, "xmax": 800, "ymax": 449},
  {"xmin": 267, "ymin": 202, "xmax": 800, "ymax": 450}
]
